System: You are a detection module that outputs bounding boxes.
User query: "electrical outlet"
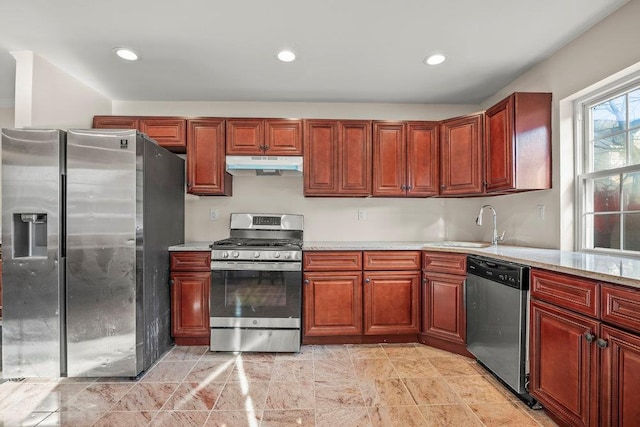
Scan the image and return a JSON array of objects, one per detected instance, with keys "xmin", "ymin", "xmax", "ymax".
[
  {"xmin": 209, "ymin": 208, "xmax": 219, "ymax": 220},
  {"xmin": 536, "ymin": 204, "xmax": 545, "ymax": 220},
  {"xmin": 358, "ymin": 208, "xmax": 367, "ymax": 220}
]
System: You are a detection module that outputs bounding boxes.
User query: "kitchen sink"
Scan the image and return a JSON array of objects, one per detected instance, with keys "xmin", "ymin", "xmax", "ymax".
[{"xmin": 424, "ymin": 241, "xmax": 491, "ymax": 248}]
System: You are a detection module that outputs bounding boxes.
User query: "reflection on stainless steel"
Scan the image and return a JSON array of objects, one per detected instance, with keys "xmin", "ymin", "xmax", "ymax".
[{"xmin": 1, "ymin": 128, "xmax": 185, "ymax": 378}]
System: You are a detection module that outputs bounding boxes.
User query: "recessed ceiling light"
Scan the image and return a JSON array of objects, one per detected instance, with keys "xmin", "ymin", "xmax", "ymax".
[
  {"xmin": 424, "ymin": 53, "xmax": 446, "ymax": 65},
  {"xmin": 113, "ymin": 47, "xmax": 139, "ymax": 61},
  {"xmin": 277, "ymin": 50, "xmax": 296, "ymax": 62}
]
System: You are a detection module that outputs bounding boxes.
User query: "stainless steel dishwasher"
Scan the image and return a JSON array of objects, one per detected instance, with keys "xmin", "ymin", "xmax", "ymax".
[{"xmin": 466, "ymin": 254, "xmax": 539, "ymax": 407}]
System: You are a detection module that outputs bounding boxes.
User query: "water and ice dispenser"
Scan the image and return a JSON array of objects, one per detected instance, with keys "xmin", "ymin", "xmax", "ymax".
[{"xmin": 13, "ymin": 213, "xmax": 48, "ymax": 257}]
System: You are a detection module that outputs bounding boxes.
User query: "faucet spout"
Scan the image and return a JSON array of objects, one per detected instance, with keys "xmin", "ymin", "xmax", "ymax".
[{"xmin": 475, "ymin": 204, "xmax": 503, "ymax": 246}]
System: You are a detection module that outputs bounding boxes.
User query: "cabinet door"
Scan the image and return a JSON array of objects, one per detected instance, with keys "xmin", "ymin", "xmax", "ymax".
[
  {"xmin": 439, "ymin": 114, "xmax": 483, "ymax": 196},
  {"xmin": 226, "ymin": 119, "xmax": 264, "ymax": 154},
  {"xmin": 484, "ymin": 95, "xmax": 514, "ymax": 192},
  {"xmin": 600, "ymin": 325, "xmax": 640, "ymax": 427},
  {"xmin": 422, "ymin": 272, "xmax": 465, "ymax": 344},
  {"xmin": 187, "ymin": 119, "xmax": 232, "ymax": 196},
  {"xmin": 265, "ymin": 119, "xmax": 303, "ymax": 155},
  {"xmin": 171, "ymin": 272, "xmax": 211, "ymax": 338},
  {"xmin": 93, "ymin": 115, "xmax": 139, "ymax": 129},
  {"xmin": 339, "ymin": 120, "xmax": 372, "ymax": 195},
  {"xmin": 530, "ymin": 300, "xmax": 599, "ymax": 427},
  {"xmin": 372, "ymin": 122, "xmax": 406, "ymax": 196},
  {"xmin": 139, "ymin": 117, "xmax": 187, "ymax": 153},
  {"xmin": 303, "ymin": 272, "xmax": 363, "ymax": 336},
  {"xmin": 363, "ymin": 270, "xmax": 420, "ymax": 335},
  {"xmin": 406, "ymin": 121, "xmax": 439, "ymax": 197},
  {"xmin": 304, "ymin": 120, "xmax": 339, "ymax": 195}
]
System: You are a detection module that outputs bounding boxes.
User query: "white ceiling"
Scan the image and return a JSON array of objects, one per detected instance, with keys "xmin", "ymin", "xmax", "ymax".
[{"xmin": 0, "ymin": 0, "xmax": 629, "ymax": 107}]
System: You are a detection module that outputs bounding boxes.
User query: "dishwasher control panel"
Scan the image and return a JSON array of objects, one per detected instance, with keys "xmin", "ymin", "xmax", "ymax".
[{"xmin": 466, "ymin": 254, "xmax": 529, "ymax": 290}]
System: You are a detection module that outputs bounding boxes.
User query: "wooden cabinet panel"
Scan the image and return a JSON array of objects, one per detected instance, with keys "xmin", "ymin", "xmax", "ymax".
[
  {"xmin": 439, "ymin": 114, "xmax": 484, "ymax": 196},
  {"xmin": 422, "ymin": 272, "xmax": 465, "ymax": 344},
  {"xmin": 304, "ymin": 120, "xmax": 339, "ymax": 195},
  {"xmin": 339, "ymin": 121, "xmax": 372, "ymax": 195},
  {"xmin": 363, "ymin": 271, "xmax": 420, "ymax": 335},
  {"xmin": 186, "ymin": 119, "xmax": 232, "ymax": 196},
  {"xmin": 303, "ymin": 251, "xmax": 362, "ymax": 271},
  {"xmin": 303, "ymin": 272, "xmax": 363, "ymax": 336},
  {"xmin": 531, "ymin": 269, "xmax": 599, "ymax": 318},
  {"xmin": 139, "ymin": 117, "xmax": 187, "ymax": 153},
  {"xmin": 171, "ymin": 272, "xmax": 210, "ymax": 337},
  {"xmin": 372, "ymin": 122, "xmax": 406, "ymax": 196},
  {"xmin": 363, "ymin": 251, "xmax": 421, "ymax": 271},
  {"xmin": 93, "ymin": 115, "xmax": 139, "ymax": 129},
  {"xmin": 422, "ymin": 252, "xmax": 466, "ymax": 275},
  {"xmin": 485, "ymin": 92, "xmax": 551, "ymax": 193},
  {"xmin": 600, "ymin": 325, "xmax": 640, "ymax": 427},
  {"xmin": 171, "ymin": 252, "xmax": 211, "ymax": 272},
  {"xmin": 265, "ymin": 119, "xmax": 303, "ymax": 155},
  {"xmin": 601, "ymin": 284, "xmax": 640, "ymax": 334},
  {"xmin": 407, "ymin": 122, "xmax": 439, "ymax": 196},
  {"xmin": 226, "ymin": 119, "xmax": 264, "ymax": 154},
  {"xmin": 529, "ymin": 300, "xmax": 599, "ymax": 427}
]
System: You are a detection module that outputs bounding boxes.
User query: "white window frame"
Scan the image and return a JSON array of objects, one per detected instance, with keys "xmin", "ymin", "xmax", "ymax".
[{"xmin": 575, "ymin": 72, "xmax": 640, "ymax": 256}]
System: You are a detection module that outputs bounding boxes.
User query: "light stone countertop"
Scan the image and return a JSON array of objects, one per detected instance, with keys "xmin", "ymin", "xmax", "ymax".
[{"xmin": 169, "ymin": 240, "xmax": 640, "ymax": 289}]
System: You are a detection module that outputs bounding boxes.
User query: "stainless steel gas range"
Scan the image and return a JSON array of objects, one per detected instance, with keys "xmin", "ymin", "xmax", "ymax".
[{"xmin": 209, "ymin": 213, "xmax": 303, "ymax": 353}]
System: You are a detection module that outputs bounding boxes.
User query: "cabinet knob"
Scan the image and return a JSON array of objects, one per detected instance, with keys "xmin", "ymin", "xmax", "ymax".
[
  {"xmin": 596, "ymin": 338, "xmax": 609, "ymax": 349},
  {"xmin": 365, "ymin": 278, "xmax": 370, "ymax": 283},
  {"xmin": 440, "ymin": 185, "xmax": 445, "ymax": 189},
  {"xmin": 407, "ymin": 186, "xmax": 412, "ymax": 191},
  {"xmin": 400, "ymin": 185, "xmax": 406, "ymax": 190},
  {"xmin": 169, "ymin": 280, "xmax": 175, "ymax": 286},
  {"xmin": 422, "ymin": 278, "xmax": 427, "ymax": 284},
  {"xmin": 304, "ymin": 279, "xmax": 310, "ymax": 285},
  {"xmin": 584, "ymin": 332, "xmax": 596, "ymax": 343}
]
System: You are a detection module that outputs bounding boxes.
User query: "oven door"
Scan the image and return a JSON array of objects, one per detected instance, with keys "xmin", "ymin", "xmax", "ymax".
[{"xmin": 210, "ymin": 261, "xmax": 302, "ymax": 329}]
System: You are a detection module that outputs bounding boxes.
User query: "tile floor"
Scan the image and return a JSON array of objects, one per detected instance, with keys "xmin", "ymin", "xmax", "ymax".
[{"xmin": 0, "ymin": 343, "xmax": 558, "ymax": 426}]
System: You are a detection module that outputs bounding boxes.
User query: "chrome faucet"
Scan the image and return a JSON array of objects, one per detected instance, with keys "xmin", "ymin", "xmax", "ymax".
[{"xmin": 476, "ymin": 204, "xmax": 505, "ymax": 246}]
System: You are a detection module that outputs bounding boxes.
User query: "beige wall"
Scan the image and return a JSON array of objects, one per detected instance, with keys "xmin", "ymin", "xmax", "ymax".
[
  {"xmin": 0, "ymin": 107, "xmax": 14, "ymax": 128},
  {"xmin": 113, "ymin": 101, "xmax": 478, "ymax": 243},
  {"xmin": 443, "ymin": 0, "xmax": 640, "ymax": 249}
]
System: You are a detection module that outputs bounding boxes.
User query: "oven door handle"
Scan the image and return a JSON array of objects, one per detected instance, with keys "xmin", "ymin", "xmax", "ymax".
[{"xmin": 210, "ymin": 261, "xmax": 302, "ymax": 272}]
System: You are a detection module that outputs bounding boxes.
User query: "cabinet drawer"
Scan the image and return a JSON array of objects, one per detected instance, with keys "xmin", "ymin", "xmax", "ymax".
[
  {"xmin": 170, "ymin": 252, "xmax": 211, "ymax": 271},
  {"xmin": 303, "ymin": 251, "xmax": 362, "ymax": 271},
  {"xmin": 139, "ymin": 117, "xmax": 187, "ymax": 152},
  {"xmin": 601, "ymin": 284, "xmax": 640, "ymax": 334},
  {"xmin": 530, "ymin": 269, "xmax": 599, "ymax": 318},
  {"xmin": 363, "ymin": 251, "xmax": 421, "ymax": 270},
  {"xmin": 422, "ymin": 252, "xmax": 466, "ymax": 274}
]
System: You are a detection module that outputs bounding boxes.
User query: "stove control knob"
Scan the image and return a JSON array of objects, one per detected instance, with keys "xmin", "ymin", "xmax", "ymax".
[
  {"xmin": 232, "ymin": 251, "xmax": 240, "ymax": 258},
  {"xmin": 222, "ymin": 251, "xmax": 229, "ymax": 258},
  {"xmin": 284, "ymin": 252, "xmax": 291, "ymax": 259},
  {"xmin": 273, "ymin": 252, "xmax": 281, "ymax": 258},
  {"xmin": 254, "ymin": 251, "xmax": 260, "ymax": 258}
]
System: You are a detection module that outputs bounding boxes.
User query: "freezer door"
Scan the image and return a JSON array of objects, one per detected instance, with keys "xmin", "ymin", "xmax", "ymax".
[
  {"xmin": 65, "ymin": 129, "xmax": 139, "ymax": 377},
  {"xmin": 1, "ymin": 128, "xmax": 64, "ymax": 378}
]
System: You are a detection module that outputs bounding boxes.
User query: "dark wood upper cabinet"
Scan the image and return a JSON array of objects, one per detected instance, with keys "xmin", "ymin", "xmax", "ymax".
[
  {"xmin": 406, "ymin": 121, "xmax": 439, "ymax": 197},
  {"xmin": 372, "ymin": 122, "xmax": 406, "ymax": 196},
  {"xmin": 186, "ymin": 119, "xmax": 232, "ymax": 196},
  {"xmin": 93, "ymin": 115, "xmax": 186, "ymax": 153},
  {"xmin": 484, "ymin": 92, "xmax": 551, "ymax": 193},
  {"xmin": 227, "ymin": 118, "xmax": 302, "ymax": 155},
  {"xmin": 304, "ymin": 119, "xmax": 371, "ymax": 196},
  {"xmin": 439, "ymin": 113, "xmax": 484, "ymax": 196}
]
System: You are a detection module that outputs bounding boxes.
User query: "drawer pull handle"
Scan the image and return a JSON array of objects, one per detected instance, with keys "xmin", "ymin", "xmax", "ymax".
[
  {"xmin": 584, "ymin": 332, "xmax": 596, "ymax": 343},
  {"xmin": 596, "ymin": 338, "xmax": 609, "ymax": 349}
]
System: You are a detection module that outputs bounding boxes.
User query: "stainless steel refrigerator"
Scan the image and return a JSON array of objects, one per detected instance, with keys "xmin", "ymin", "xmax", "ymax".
[{"xmin": 1, "ymin": 128, "xmax": 185, "ymax": 378}]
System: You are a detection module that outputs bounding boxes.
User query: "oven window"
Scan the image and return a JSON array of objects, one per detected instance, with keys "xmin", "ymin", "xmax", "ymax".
[{"xmin": 210, "ymin": 270, "xmax": 301, "ymax": 319}]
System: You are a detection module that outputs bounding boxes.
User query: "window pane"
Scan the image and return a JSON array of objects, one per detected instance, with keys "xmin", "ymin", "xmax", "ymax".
[
  {"xmin": 592, "ymin": 176, "xmax": 620, "ymax": 212},
  {"xmin": 593, "ymin": 134, "xmax": 626, "ymax": 171},
  {"xmin": 629, "ymin": 88, "xmax": 640, "ymax": 128},
  {"xmin": 632, "ymin": 128, "xmax": 640, "ymax": 165},
  {"xmin": 588, "ymin": 213, "xmax": 620, "ymax": 249},
  {"xmin": 622, "ymin": 172, "xmax": 640, "ymax": 211},
  {"xmin": 623, "ymin": 213, "xmax": 640, "ymax": 251},
  {"xmin": 592, "ymin": 94, "xmax": 626, "ymax": 140}
]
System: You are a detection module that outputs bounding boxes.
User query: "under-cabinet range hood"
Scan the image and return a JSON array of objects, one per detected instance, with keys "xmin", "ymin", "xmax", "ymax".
[{"xmin": 225, "ymin": 155, "xmax": 303, "ymax": 176}]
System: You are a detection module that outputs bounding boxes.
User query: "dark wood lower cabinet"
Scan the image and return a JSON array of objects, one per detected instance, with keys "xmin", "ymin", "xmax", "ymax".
[
  {"xmin": 421, "ymin": 272, "xmax": 465, "ymax": 345},
  {"xmin": 171, "ymin": 272, "xmax": 210, "ymax": 344},
  {"xmin": 363, "ymin": 271, "xmax": 420, "ymax": 335},
  {"xmin": 303, "ymin": 272, "xmax": 363, "ymax": 337},
  {"xmin": 530, "ymin": 300, "xmax": 599, "ymax": 427}
]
